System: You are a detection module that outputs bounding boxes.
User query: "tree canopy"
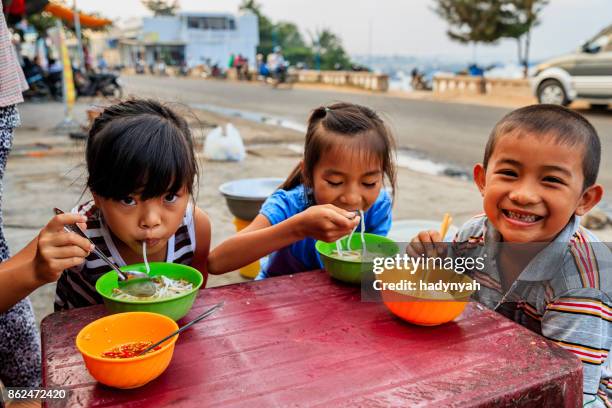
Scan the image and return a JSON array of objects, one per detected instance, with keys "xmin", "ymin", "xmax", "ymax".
[
  {"xmin": 311, "ymin": 29, "xmax": 352, "ymax": 70},
  {"xmin": 240, "ymin": 0, "xmax": 353, "ymax": 70},
  {"xmin": 499, "ymin": 0, "xmax": 549, "ymax": 76},
  {"xmin": 433, "ymin": 0, "xmax": 549, "ymax": 76},
  {"xmin": 142, "ymin": 0, "xmax": 180, "ymax": 16},
  {"xmin": 433, "ymin": 0, "xmax": 510, "ymax": 45}
]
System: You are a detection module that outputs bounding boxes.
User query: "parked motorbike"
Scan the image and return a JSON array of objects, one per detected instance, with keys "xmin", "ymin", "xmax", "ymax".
[
  {"xmin": 74, "ymin": 68, "xmax": 123, "ymax": 99},
  {"xmin": 21, "ymin": 58, "xmax": 51, "ymax": 100},
  {"xmin": 135, "ymin": 61, "xmax": 146, "ymax": 74},
  {"xmin": 45, "ymin": 70, "xmax": 63, "ymax": 101},
  {"xmin": 267, "ymin": 63, "xmax": 293, "ymax": 88},
  {"xmin": 179, "ymin": 64, "xmax": 190, "ymax": 76}
]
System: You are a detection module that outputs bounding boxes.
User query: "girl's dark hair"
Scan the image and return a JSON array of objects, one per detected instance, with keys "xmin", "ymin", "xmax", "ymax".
[
  {"xmin": 86, "ymin": 99, "xmax": 198, "ymax": 200},
  {"xmin": 484, "ymin": 104, "xmax": 600, "ymax": 190},
  {"xmin": 280, "ymin": 102, "xmax": 396, "ymax": 200}
]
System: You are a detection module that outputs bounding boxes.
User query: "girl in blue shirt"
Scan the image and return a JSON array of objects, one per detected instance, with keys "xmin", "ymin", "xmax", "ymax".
[{"xmin": 209, "ymin": 102, "xmax": 397, "ymax": 278}]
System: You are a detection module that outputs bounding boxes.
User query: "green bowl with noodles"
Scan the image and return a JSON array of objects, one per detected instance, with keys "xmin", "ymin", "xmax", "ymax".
[
  {"xmin": 316, "ymin": 233, "xmax": 399, "ymax": 284},
  {"xmin": 95, "ymin": 262, "xmax": 203, "ymax": 321}
]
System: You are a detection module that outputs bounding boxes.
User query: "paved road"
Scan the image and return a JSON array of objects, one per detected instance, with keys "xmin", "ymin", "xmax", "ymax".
[{"xmin": 123, "ymin": 75, "xmax": 612, "ymax": 192}]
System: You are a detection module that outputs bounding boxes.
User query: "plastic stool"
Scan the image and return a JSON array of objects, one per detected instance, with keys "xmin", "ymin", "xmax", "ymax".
[{"xmin": 232, "ymin": 217, "xmax": 260, "ymax": 279}]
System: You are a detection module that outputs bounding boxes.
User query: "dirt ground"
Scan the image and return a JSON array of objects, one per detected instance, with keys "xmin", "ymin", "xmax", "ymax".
[{"xmin": 6, "ymin": 97, "xmax": 610, "ymax": 326}]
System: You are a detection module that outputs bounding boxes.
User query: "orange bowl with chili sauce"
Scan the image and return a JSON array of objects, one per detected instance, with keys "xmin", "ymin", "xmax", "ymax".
[{"xmin": 76, "ymin": 312, "xmax": 179, "ymax": 389}]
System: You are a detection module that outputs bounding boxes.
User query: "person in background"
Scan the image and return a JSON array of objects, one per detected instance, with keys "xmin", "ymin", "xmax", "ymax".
[
  {"xmin": 46, "ymin": 57, "xmax": 63, "ymax": 99},
  {"xmin": 267, "ymin": 46, "xmax": 285, "ymax": 77},
  {"xmin": 256, "ymin": 53, "xmax": 268, "ymax": 79},
  {"xmin": 97, "ymin": 54, "xmax": 108, "ymax": 72}
]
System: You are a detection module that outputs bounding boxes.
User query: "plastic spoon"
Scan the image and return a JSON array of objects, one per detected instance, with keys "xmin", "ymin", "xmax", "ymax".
[{"xmin": 53, "ymin": 208, "xmax": 157, "ymax": 297}]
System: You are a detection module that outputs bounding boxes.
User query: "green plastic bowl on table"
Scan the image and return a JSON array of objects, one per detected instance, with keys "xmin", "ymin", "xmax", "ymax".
[
  {"xmin": 315, "ymin": 233, "xmax": 399, "ymax": 284},
  {"xmin": 95, "ymin": 262, "xmax": 203, "ymax": 321}
]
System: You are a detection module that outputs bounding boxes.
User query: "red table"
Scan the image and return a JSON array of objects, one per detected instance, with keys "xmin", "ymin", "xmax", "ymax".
[{"xmin": 42, "ymin": 270, "xmax": 582, "ymax": 407}]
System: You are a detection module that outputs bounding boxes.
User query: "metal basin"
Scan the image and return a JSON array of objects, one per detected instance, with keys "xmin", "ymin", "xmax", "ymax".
[{"xmin": 219, "ymin": 178, "xmax": 284, "ymax": 221}]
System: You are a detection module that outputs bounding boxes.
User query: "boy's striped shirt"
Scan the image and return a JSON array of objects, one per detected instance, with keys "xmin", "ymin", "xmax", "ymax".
[
  {"xmin": 451, "ymin": 215, "xmax": 612, "ymax": 406},
  {"xmin": 54, "ymin": 201, "xmax": 196, "ymax": 310}
]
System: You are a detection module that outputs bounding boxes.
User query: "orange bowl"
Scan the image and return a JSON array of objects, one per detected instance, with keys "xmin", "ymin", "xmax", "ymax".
[
  {"xmin": 383, "ymin": 296, "xmax": 469, "ymax": 326},
  {"xmin": 380, "ymin": 267, "xmax": 475, "ymax": 326},
  {"xmin": 76, "ymin": 312, "xmax": 179, "ymax": 389}
]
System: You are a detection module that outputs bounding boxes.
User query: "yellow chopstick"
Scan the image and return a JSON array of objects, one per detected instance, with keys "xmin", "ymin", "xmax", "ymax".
[{"xmin": 439, "ymin": 213, "xmax": 452, "ymax": 241}]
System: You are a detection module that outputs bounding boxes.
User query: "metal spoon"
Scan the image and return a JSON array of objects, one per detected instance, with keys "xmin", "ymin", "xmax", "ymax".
[
  {"xmin": 53, "ymin": 208, "xmax": 157, "ymax": 297},
  {"xmin": 137, "ymin": 301, "xmax": 225, "ymax": 356}
]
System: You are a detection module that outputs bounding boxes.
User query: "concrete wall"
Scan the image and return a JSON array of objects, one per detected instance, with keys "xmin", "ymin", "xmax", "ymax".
[
  {"xmin": 433, "ymin": 75, "xmax": 531, "ymax": 98},
  {"xmin": 295, "ymin": 70, "xmax": 389, "ymax": 92}
]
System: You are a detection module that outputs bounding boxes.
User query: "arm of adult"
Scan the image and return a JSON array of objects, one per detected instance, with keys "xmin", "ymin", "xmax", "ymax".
[{"xmin": 0, "ymin": 213, "xmax": 93, "ymax": 313}]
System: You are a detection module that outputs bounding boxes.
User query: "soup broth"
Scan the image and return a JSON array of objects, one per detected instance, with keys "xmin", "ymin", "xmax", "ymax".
[
  {"xmin": 111, "ymin": 275, "xmax": 193, "ymax": 301},
  {"xmin": 330, "ymin": 249, "xmax": 385, "ymax": 262}
]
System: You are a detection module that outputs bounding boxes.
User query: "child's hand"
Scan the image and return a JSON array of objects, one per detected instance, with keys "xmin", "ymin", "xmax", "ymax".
[
  {"xmin": 33, "ymin": 213, "xmax": 94, "ymax": 284},
  {"xmin": 296, "ymin": 204, "xmax": 360, "ymax": 242},
  {"xmin": 406, "ymin": 230, "xmax": 448, "ymax": 259}
]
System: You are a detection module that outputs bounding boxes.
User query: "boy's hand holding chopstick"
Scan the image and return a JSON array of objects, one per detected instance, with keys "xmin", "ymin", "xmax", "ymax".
[{"xmin": 406, "ymin": 213, "xmax": 452, "ymax": 259}]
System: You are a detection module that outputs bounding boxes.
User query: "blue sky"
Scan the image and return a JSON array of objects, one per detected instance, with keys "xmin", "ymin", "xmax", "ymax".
[{"xmin": 76, "ymin": 0, "xmax": 611, "ymax": 62}]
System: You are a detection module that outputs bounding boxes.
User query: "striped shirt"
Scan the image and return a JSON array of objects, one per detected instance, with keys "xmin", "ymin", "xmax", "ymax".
[
  {"xmin": 0, "ymin": 3, "xmax": 28, "ymax": 107},
  {"xmin": 451, "ymin": 215, "xmax": 612, "ymax": 407},
  {"xmin": 54, "ymin": 201, "xmax": 197, "ymax": 311}
]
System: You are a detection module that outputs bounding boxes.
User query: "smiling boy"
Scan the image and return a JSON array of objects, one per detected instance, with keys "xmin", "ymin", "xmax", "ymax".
[{"xmin": 413, "ymin": 104, "xmax": 611, "ymax": 406}]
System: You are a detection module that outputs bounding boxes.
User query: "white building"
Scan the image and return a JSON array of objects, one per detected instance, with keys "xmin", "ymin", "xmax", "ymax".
[{"xmin": 119, "ymin": 10, "xmax": 258, "ymax": 68}]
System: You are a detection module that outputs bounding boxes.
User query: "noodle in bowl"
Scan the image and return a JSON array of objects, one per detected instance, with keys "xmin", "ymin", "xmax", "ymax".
[
  {"xmin": 316, "ymin": 233, "xmax": 399, "ymax": 284},
  {"xmin": 111, "ymin": 275, "xmax": 193, "ymax": 302},
  {"xmin": 96, "ymin": 262, "xmax": 203, "ymax": 321}
]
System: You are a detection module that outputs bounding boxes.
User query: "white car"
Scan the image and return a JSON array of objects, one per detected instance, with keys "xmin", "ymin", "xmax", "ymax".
[{"xmin": 532, "ymin": 24, "xmax": 612, "ymax": 108}]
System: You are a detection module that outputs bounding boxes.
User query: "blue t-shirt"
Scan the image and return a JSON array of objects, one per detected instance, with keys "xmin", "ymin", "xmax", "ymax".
[{"xmin": 257, "ymin": 184, "xmax": 392, "ymax": 279}]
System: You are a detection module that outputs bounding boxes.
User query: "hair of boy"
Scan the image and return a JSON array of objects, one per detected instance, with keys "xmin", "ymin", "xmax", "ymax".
[
  {"xmin": 280, "ymin": 102, "xmax": 397, "ymax": 201},
  {"xmin": 86, "ymin": 99, "xmax": 199, "ymax": 201},
  {"xmin": 483, "ymin": 104, "xmax": 600, "ymax": 190}
]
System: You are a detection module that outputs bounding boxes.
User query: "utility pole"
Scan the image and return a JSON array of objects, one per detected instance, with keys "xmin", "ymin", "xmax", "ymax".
[
  {"xmin": 315, "ymin": 30, "xmax": 320, "ymax": 71},
  {"xmin": 368, "ymin": 18, "xmax": 373, "ymax": 69},
  {"xmin": 73, "ymin": 0, "xmax": 84, "ymax": 69}
]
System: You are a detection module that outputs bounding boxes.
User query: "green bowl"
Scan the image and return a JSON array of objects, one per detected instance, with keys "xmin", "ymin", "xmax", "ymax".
[
  {"xmin": 95, "ymin": 262, "xmax": 203, "ymax": 321},
  {"xmin": 315, "ymin": 233, "xmax": 399, "ymax": 284}
]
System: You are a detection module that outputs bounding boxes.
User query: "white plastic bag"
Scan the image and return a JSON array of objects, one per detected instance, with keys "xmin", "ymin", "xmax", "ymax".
[{"xmin": 203, "ymin": 123, "xmax": 246, "ymax": 161}]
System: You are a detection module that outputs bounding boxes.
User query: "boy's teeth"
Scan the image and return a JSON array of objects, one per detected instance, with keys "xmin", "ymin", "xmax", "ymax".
[{"xmin": 507, "ymin": 210, "xmax": 539, "ymax": 223}]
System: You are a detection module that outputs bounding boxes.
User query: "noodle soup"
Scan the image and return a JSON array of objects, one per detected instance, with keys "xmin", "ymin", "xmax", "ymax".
[
  {"xmin": 316, "ymin": 233, "xmax": 399, "ymax": 284},
  {"xmin": 111, "ymin": 275, "xmax": 193, "ymax": 301},
  {"xmin": 96, "ymin": 262, "xmax": 203, "ymax": 320},
  {"xmin": 330, "ymin": 249, "xmax": 386, "ymax": 263}
]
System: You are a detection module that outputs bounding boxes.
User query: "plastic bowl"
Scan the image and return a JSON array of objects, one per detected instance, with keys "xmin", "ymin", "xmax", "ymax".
[
  {"xmin": 315, "ymin": 233, "xmax": 399, "ymax": 284},
  {"xmin": 381, "ymin": 267, "xmax": 475, "ymax": 326},
  {"xmin": 219, "ymin": 177, "xmax": 284, "ymax": 221},
  {"xmin": 76, "ymin": 312, "xmax": 179, "ymax": 389},
  {"xmin": 95, "ymin": 262, "xmax": 203, "ymax": 321}
]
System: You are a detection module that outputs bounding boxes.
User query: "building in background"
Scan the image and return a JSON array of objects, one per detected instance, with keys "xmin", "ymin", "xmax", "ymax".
[{"xmin": 117, "ymin": 10, "xmax": 259, "ymax": 69}]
